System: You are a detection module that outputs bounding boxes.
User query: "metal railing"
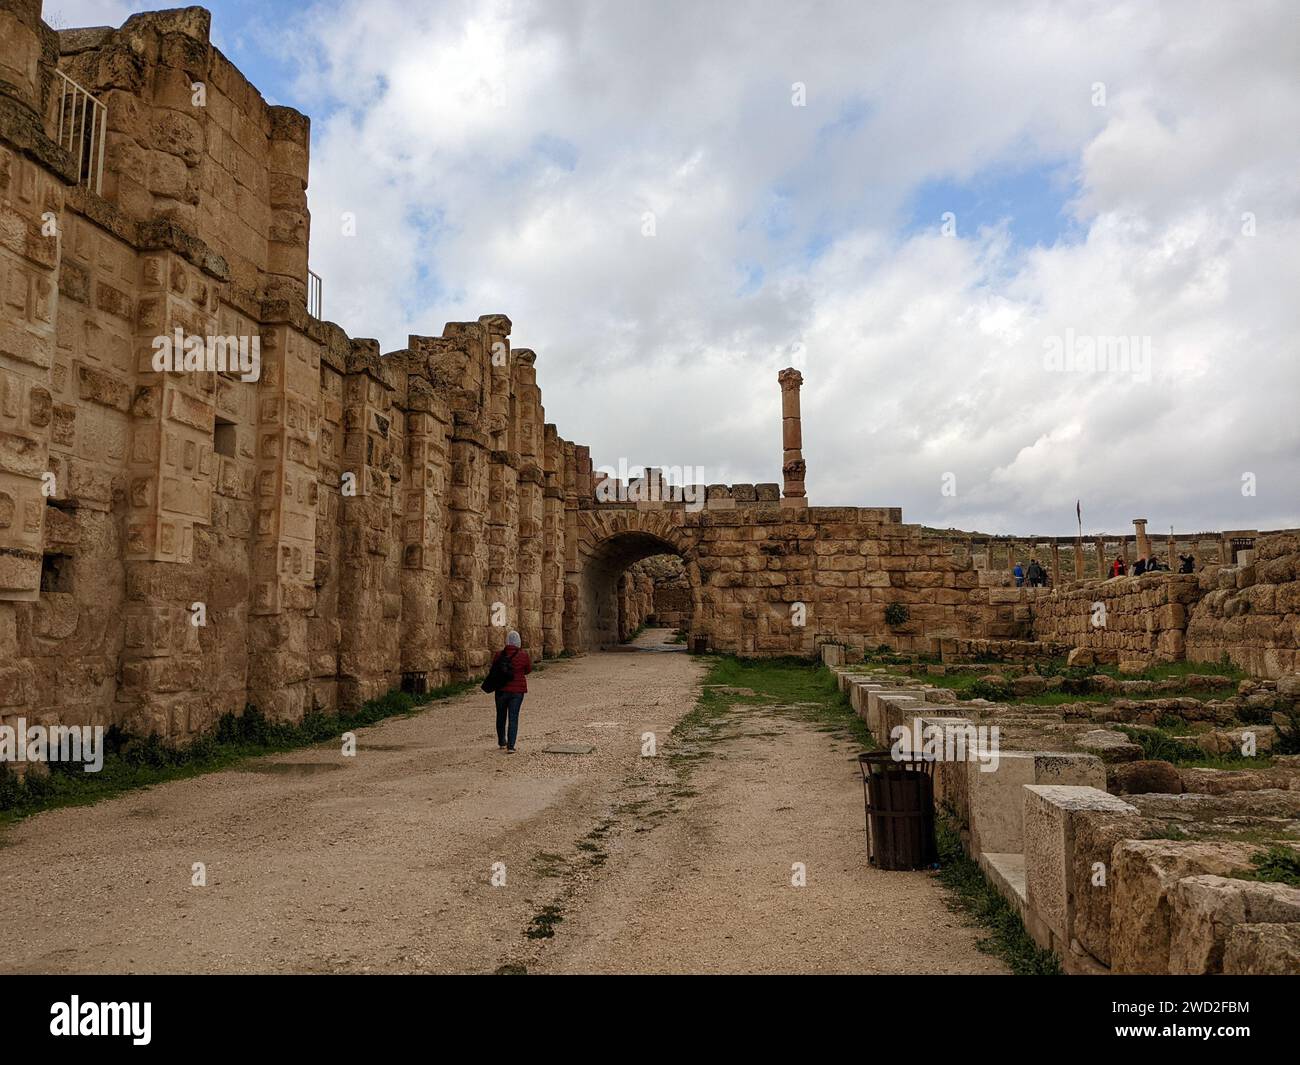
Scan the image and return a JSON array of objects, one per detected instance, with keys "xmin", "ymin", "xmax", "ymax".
[
  {"xmin": 54, "ymin": 70, "xmax": 107, "ymax": 195},
  {"xmin": 307, "ymin": 268, "xmax": 322, "ymax": 319}
]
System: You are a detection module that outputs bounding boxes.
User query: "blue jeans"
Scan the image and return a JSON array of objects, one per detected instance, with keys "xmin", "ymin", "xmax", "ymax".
[{"xmin": 495, "ymin": 691, "xmax": 524, "ymax": 749}]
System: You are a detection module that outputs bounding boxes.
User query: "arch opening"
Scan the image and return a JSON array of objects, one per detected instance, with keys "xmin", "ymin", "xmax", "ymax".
[{"xmin": 576, "ymin": 531, "xmax": 693, "ymax": 651}]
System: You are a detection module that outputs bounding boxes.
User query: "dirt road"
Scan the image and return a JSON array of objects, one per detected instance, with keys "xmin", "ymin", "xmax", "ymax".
[{"xmin": 0, "ymin": 629, "xmax": 1004, "ymax": 974}]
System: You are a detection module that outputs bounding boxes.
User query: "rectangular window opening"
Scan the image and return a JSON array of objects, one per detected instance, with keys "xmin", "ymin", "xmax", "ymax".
[
  {"xmin": 214, "ymin": 416, "xmax": 237, "ymax": 458},
  {"xmin": 41, "ymin": 552, "xmax": 73, "ymax": 594}
]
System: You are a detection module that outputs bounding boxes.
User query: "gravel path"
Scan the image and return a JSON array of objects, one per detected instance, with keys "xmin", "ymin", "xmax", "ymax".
[{"xmin": 0, "ymin": 629, "xmax": 1004, "ymax": 974}]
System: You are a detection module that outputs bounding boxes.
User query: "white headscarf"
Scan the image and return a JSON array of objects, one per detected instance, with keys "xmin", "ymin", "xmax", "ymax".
[{"xmin": 506, "ymin": 630, "xmax": 521, "ymax": 648}]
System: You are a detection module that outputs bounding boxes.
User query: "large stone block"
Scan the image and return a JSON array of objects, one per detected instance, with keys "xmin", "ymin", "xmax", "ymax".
[
  {"xmin": 1110, "ymin": 840, "xmax": 1261, "ymax": 974},
  {"xmin": 968, "ymin": 751, "xmax": 1105, "ymax": 857},
  {"xmin": 865, "ymin": 689, "xmax": 925, "ymax": 737},
  {"xmin": 847, "ymin": 678, "xmax": 884, "ymax": 718},
  {"xmin": 1022, "ymin": 785, "xmax": 1139, "ymax": 959},
  {"xmin": 1168, "ymin": 874, "xmax": 1300, "ymax": 974},
  {"xmin": 1223, "ymin": 923, "xmax": 1300, "ymax": 974}
]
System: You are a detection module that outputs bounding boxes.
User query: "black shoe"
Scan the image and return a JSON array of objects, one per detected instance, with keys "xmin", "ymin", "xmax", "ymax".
[{"xmin": 507, "ymin": 747, "xmax": 516, "ymax": 754}]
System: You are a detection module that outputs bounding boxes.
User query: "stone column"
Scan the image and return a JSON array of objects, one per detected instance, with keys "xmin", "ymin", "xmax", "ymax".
[
  {"xmin": 777, "ymin": 367, "xmax": 806, "ymax": 508},
  {"xmin": 1133, "ymin": 518, "xmax": 1150, "ymax": 559},
  {"xmin": 513, "ymin": 348, "xmax": 544, "ymax": 656},
  {"xmin": 541, "ymin": 423, "xmax": 565, "ymax": 657}
]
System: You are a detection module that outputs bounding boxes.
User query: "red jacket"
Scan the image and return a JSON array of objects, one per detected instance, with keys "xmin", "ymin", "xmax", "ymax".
[{"xmin": 495, "ymin": 646, "xmax": 531, "ymax": 694}]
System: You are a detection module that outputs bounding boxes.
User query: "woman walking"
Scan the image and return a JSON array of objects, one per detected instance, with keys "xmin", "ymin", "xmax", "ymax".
[{"xmin": 490, "ymin": 630, "xmax": 531, "ymax": 753}]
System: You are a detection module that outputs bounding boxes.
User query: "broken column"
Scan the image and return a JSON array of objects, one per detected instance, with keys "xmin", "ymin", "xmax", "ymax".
[
  {"xmin": 777, "ymin": 367, "xmax": 806, "ymax": 508},
  {"xmin": 1133, "ymin": 517, "xmax": 1150, "ymax": 559}
]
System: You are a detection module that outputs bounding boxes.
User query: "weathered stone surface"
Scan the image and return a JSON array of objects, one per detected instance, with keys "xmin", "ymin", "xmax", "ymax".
[
  {"xmin": 1110, "ymin": 840, "xmax": 1261, "ymax": 974},
  {"xmin": 1069, "ymin": 809, "xmax": 1161, "ymax": 966},
  {"xmin": 968, "ymin": 751, "xmax": 1105, "ymax": 856},
  {"xmin": 1022, "ymin": 785, "xmax": 1138, "ymax": 955},
  {"xmin": 1169, "ymin": 874, "xmax": 1300, "ymax": 974},
  {"xmin": 1109, "ymin": 759, "xmax": 1184, "ymax": 795},
  {"xmin": 1222, "ymin": 922, "xmax": 1300, "ymax": 974},
  {"xmin": 1077, "ymin": 728, "xmax": 1143, "ymax": 762}
]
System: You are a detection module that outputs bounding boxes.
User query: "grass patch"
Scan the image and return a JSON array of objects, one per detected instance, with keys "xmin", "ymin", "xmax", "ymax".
[
  {"xmin": 1147, "ymin": 824, "xmax": 1192, "ymax": 841},
  {"xmin": 0, "ymin": 679, "xmax": 483, "ymax": 827},
  {"xmin": 1230, "ymin": 845, "xmax": 1300, "ymax": 888},
  {"xmin": 935, "ymin": 815, "xmax": 1061, "ymax": 975},
  {"xmin": 677, "ymin": 656, "xmax": 872, "ymax": 750},
  {"xmin": 906, "ymin": 660, "xmax": 1242, "ymax": 707},
  {"xmin": 1115, "ymin": 725, "xmax": 1274, "ymax": 770},
  {"xmin": 525, "ymin": 905, "xmax": 564, "ymax": 939}
]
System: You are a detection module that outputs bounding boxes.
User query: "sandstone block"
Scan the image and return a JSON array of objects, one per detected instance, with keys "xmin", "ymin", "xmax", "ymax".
[
  {"xmin": 968, "ymin": 751, "xmax": 1106, "ymax": 857},
  {"xmin": 1077, "ymin": 728, "xmax": 1143, "ymax": 762},
  {"xmin": 1109, "ymin": 759, "xmax": 1184, "ymax": 795},
  {"xmin": 1023, "ymin": 785, "xmax": 1138, "ymax": 957},
  {"xmin": 1110, "ymin": 840, "xmax": 1261, "ymax": 973},
  {"xmin": 1223, "ymin": 922, "xmax": 1300, "ymax": 974},
  {"xmin": 1169, "ymin": 874, "xmax": 1300, "ymax": 974}
]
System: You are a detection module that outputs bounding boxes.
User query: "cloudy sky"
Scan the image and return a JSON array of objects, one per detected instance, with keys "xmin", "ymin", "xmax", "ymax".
[{"xmin": 55, "ymin": 0, "xmax": 1300, "ymax": 535}]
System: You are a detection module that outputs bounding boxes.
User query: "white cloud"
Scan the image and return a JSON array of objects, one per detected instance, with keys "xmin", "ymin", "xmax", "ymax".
[{"xmin": 287, "ymin": 0, "xmax": 1298, "ymax": 534}]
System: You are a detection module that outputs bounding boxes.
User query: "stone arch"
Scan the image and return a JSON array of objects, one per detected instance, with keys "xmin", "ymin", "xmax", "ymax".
[{"xmin": 568, "ymin": 510, "xmax": 701, "ymax": 651}]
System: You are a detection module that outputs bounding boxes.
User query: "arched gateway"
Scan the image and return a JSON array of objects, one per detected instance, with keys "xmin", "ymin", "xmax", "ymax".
[{"xmin": 569, "ymin": 510, "xmax": 702, "ymax": 651}]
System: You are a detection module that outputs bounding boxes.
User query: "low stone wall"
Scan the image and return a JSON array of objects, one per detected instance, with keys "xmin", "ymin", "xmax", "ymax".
[
  {"xmin": 1188, "ymin": 533, "xmax": 1300, "ymax": 678},
  {"xmin": 1030, "ymin": 574, "xmax": 1202, "ymax": 665},
  {"xmin": 825, "ymin": 651, "xmax": 1300, "ymax": 974},
  {"xmin": 1020, "ymin": 530, "xmax": 1300, "ymax": 677}
]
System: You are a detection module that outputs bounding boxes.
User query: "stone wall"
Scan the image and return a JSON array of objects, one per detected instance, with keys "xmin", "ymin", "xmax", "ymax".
[
  {"xmin": 1188, "ymin": 532, "xmax": 1300, "ymax": 677},
  {"xmin": 1030, "ymin": 574, "xmax": 1202, "ymax": 665},
  {"xmin": 1024, "ymin": 532, "xmax": 1300, "ymax": 677},
  {"xmin": 0, "ymin": 4, "xmax": 601, "ymax": 739},
  {"xmin": 616, "ymin": 560, "xmax": 656, "ymax": 641}
]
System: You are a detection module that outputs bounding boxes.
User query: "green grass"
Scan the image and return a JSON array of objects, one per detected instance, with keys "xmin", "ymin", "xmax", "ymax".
[
  {"xmin": 525, "ymin": 905, "xmax": 565, "ymax": 939},
  {"xmin": 1115, "ymin": 725, "xmax": 1274, "ymax": 770},
  {"xmin": 904, "ymin": 659, "xmax": 1243, "ymax": 707},
  {"xmin": 1229, "ymin": 845, "xmax": 1300, "ymax": 888},
  {"xmin": 677, "ymin": 656, "xmax": 873, "ymax": 750},
  {"xmin": 0, "ymin": 678, "xmax": 483, "ymax": 827},
  {"xmin": 935, "ymin": 816, "xmax": 1062, "ymax": 975}
]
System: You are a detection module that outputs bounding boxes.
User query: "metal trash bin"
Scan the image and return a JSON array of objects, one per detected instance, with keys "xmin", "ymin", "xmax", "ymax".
[{"xmin": 857, "ymin": 751, "xmax": 937, "ymax": 870}]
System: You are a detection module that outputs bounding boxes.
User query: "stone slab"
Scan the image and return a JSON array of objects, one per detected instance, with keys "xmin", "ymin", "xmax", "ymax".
[{"xmin": 1022, "ymin": 784, "xmax": 1138, "ymax": 958}]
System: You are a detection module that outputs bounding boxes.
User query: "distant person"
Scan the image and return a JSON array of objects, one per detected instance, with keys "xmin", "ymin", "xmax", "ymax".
[
  {"xmin": 1148, "ymin": 557, "xmax": 1167, "ymax": 572},
  {"xmin": 1178, "ymin": 554, "xmax": 1196, "ymax": 574},
  {"xmin": 485, "ymin": 630, "xmax": 532, "ymax": 753},
  {"xmin": 1110, "ymin": 557, "xmax": 1127, "ymax": 578},
  {"xmin": 1026, "ymin": 558, "xmax": 1047, "ymax": 587},
  {"xmin": 1133, "ymin": 556, "xmax": 1147, "ymax": 576},
  {"xmin": 1013, "ymin": 562, "xmax": 1025, "ymax": 587}
]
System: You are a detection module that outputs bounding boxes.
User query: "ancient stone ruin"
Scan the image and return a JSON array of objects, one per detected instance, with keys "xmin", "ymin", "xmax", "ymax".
[
  {"xmin": 2, "ymin": 1, "xmax": 1298, "ymax": 975},
  {"xmin": 2, "ymin": 1, "xmax": 1298, "ymax": 732}
]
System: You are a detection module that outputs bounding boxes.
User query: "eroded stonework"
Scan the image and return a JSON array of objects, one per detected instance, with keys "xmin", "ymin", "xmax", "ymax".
[{"xmin": 1, "ymin": 3, "xmax": 1297, "ymax": 745}]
